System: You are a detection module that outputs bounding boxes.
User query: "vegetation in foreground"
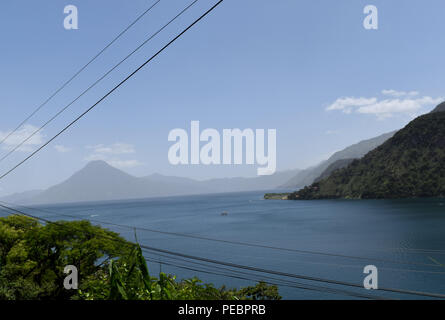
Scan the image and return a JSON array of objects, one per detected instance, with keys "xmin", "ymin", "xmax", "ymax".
[{"xmin": 0, "ymin": 215, "xmax": 281, "ymax": 300}]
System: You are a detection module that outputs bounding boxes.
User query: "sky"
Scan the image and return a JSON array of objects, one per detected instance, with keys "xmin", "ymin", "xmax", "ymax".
[{"xmin": 0, "ymin": 0, "xmax": 444, "ymax": 196}]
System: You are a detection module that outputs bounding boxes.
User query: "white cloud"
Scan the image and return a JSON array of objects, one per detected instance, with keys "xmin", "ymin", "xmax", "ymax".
[
  {"xmin": 84, "ymin": 142, "xmax": 142, "ymax": 169},
  {"xmin": 54, "ymin": 145, "xmax": 71, "ymax": 153},
  {"xmin": 0, "ymin": 124, "xmax": 44, "ymax": 152},
  {"xmin": 86, "ymin": 143, "xmax": 135, "ymax": 155},
  {"xmin": 326, "ymin": 91, "xmax": 443, "ymax": 118},
  {"xmin": 381, "ymin": 89, "xmax": 419, "ymax": 97},
  {"xmin": 357, "ymin": 96, "xmax": 442, "ymax": 116},
  {"xmin": 326, "ymin": 97, "xmax": 377, "ymax": 114},
  {"xmin": 84, "ymin": 153, "xmax": 105, "ymax": 162}
]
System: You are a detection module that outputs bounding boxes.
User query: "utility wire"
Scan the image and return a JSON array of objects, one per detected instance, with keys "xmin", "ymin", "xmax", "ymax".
[
  {"xmin": 139, "ymin": 245, "xmax": 445, "ymax": 299},
  {"xmin": 1, "ymin": 199, "xmax": 443, "ymax": 271},
  {"xmin": 1, "ymin": 203, "xmax": 444, "ymax": 299},
  {"xmin": 1, "ymin": 0, "xmax": 438, "ymax": 300},
  {"xmin": 0, "ymin": 0, "xmax": 222, "ymax": 180},
  {"xmin": 2, "ymin": 199, "xmax": 441, "ymax": 269},
  {"xmin": 1, "ymin": 202, "xmax": 384, "ymax": 299},
  {"xmin": 0, "ymin": 0, "xmax": 199, "ymax": 165},
  {"xmin": 142, "ymin": 256, "xmax": 388, "ymax": 300},
  {"xmin": 1, "ymin": 203, "xmax": 380, "ymax": 299},
  {"xmin": 4, "ymin": 199, "xmax": 445, "ymax": 280},
  {"xmin": 0, "ymin": 0, "xmax": 161, "ymax": 147},
  {"xmin": 143, "ymin": 244, "xmax": 445, "ymax": 277},
  {"xmin": 8, "ymin": 200, "xmax": 444, "ymax": 268},
  {"xmin": 141, "ymin": 250, "xmax": 390, "ymax": 300}
]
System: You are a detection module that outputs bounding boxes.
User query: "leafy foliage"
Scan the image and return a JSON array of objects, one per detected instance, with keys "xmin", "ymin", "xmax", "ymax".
[
  {"xmin": 0, "ymin": 215, "xmax": 281, "ymax": 300},
  {"xmin": 0, "ymin": 215, "xmax": 132, "ymax": 299},
  {"xmin": 290, "ymin": 111, "xmax": 445, "ymax": 200}
]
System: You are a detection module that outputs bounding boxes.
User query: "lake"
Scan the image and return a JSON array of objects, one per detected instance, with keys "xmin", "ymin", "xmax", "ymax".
[{"xmin": 8, "ymin": 191, "xmax": 445, "ymax": 299}]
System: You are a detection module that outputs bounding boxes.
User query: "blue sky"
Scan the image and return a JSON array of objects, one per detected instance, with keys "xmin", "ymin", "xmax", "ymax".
[{"xmin": 0, "ymin": 0, "xmax": 444, "ymax": 196}]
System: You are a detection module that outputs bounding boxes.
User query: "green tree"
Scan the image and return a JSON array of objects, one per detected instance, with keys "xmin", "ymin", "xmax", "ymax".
[
  {"xmin": 0, "ymin": 215, "xmax": 281, "ymax": 301},
  {"xmin": 0, "ymin": 215, "xmax": 132, "ymax": 300}
]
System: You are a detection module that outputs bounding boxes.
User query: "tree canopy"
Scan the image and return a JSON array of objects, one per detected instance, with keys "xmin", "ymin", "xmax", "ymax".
[
  {"xmin": 290, "ymin": 111, "xmax": 445, "ymax": 200},
  {"xmin": 0, "ymin": 215, "xmax": 280, "ymax": 300}
]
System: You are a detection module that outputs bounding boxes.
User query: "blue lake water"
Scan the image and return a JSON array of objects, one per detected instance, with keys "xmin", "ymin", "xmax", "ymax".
[{"xmin": 7, "ymin": 191, "xmax": 445, "ymax": 299}]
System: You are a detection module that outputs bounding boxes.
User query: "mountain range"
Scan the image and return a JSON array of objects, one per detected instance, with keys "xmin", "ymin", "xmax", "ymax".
[
  {"xmin": 1, "ymin": 161, "xmax": 299, "ymax": 205},
  {"xmin": 290, "ymin": 104, "xmax": 445, "ymax": 199},
  {"xmin": 280, "ymin": 131, "xmax": 396, "ymax": 189},
  {"xmin": 3, "ymin": 114, "xmax": 424, "ymax": 205}
]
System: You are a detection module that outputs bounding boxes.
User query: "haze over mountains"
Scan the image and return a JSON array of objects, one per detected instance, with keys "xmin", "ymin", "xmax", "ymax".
[
  {"xmin": 1, "ymin": 128, "xmax": 403, "ymax": 205},
  {"xmin": 280, "ymin": 131, "xmax": 396, "ymax": 189},
  {"xmin": 1, "ymin": 161, "xmax": 299, "ymax": 205},
  {"xmin": 290, "ymin": 105, "xmax": 445, "ymax": 199},
  {"xmin": 431, "ymin": 101, "xmax": 445, "ymax": 113}
]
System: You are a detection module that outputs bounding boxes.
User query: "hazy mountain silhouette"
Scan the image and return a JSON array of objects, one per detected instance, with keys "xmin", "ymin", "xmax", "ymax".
[
  {"xmin": 280, "ymin": 131, "xmax": 396, "ymax": 189},
  {"xmin": 0, "ymin": 190, "xmax": 43, "ymax": 204},
  {"xmin": 290, "ymin": 103, "xmax": 445, "ymax": 199},
  {"xmin": 1, "ymin": 127, "xmax": 415, "ymax": 205},
  {"xmin": 15, "ymin": 161, "xmax": 298, "ymax": 205},
  {"xmin": 313, "ymin": 158, "xmax": 355, "ymax": 183},
  {"xmin": 431, "ymin": 101, "xmax": 445, "ymax": 113}
]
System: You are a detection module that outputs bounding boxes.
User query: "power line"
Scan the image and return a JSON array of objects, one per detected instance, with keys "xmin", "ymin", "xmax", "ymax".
[
  {"xmin": 1, "ymin": 203, "xmax": 377, "ymax": 299},
  {"xmin": 1, "ymin": 202, "xmax": 444, "ymax": 299},
  {"xmin": 388, "ymin": 247, "xmax": 445, "ymax": 255},
  {"xmin": 141, "ymin": 250, "xmax": 391, "ymax": 299},
  {"xmin": 105, "ymin": 223, "xmax": 444, "ymax": 268},
  {"xmin": 0, "ymin": 0, "xmax": 222, "ymax": 180},
  {"xmin": 0, "ymin": 204, "xmax": 386, "ymax": 299},
  {"xmin": 0, "ymin": 0, "xmax": 161, "ymax": 147},
  {"xmin": 139, "ymin": 245, "xmax": 445, "ymax": 299},
  {"xmin": 4, "ymin": 200, "xmax": 445, "ymax": 285},
  {"xmin": 145, "ymin": 245, "xmax": 445, "ymax": 276},
  {"xmin": 0, "ymin": 0, "xmax": 439, "ymax": 301},
  {"xmin": 4, "ymin": 200, "xmax": 441, "ymax": 269},
  {"xmin": 0, "ymin": 0, "xmax": 199, "ymax": 165},
  {"xmin": 1, "ymin": 199, "xmax": 443, "ymax": 271},
  {"xmin": 142, "ymin": 255, "xmax": 388, "ymax": 300},
  {"xmin": 11, "ymin": 201, "xmax": 445, "ymax": 269},
  {"xmin": 2, "ymin": 201, "xmax": 382, "ymax": 299}
]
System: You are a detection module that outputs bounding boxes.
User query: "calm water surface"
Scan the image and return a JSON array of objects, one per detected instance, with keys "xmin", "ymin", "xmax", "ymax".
[{"xmin": 10, "ymin": 191, "xmax": 445, "ymax": 299}]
